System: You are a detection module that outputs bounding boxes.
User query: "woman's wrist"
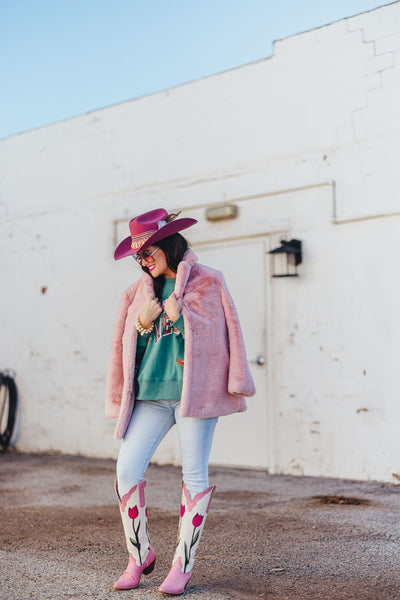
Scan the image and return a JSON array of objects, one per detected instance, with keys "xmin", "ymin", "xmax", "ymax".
[
  {"xmin": 166, "ymin": 310, "xmax": 180, "ymax": 323},
  {"xmin": 136, "ymin": 316, "xmax": 154, "ymax": 335},
  {"xmin": 139, "ymin": 316, "xmax": 152, "ymax": 328}
]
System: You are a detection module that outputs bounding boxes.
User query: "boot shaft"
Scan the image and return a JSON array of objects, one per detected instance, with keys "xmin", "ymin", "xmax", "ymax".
[
  {"xmin": 116, "ymin": 479, "xmax": 150, "ymax": 566},
  {"xmin": 173, "ymin": 482, "xmax": 215, "ymax": 573}
]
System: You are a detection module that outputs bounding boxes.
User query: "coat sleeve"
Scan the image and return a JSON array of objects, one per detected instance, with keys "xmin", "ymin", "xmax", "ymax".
[
  {"xmin": 105, "ymin": 289, "xmax": 132, "ymax": 418},
  {"xmin": 217, "ymin": 272, "xmax": 256, "ymax": 397}
]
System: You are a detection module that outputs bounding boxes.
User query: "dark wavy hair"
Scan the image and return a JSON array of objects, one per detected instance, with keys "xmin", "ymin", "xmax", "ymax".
[{"xmin": 142, "ymin": 233, "xmax": 188, "ymax": 300}]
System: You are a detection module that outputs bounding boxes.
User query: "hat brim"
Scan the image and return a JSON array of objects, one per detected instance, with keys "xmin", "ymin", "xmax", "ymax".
[{"xmin": 114, "ymin": 218, "xmax": 197, "ymax": 260}]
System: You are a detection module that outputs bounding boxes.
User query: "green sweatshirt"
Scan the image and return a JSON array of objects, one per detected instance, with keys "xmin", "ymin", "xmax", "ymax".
[{"xmin": 135, "ymin": 278, "xmax": 185, "ymax": 400}]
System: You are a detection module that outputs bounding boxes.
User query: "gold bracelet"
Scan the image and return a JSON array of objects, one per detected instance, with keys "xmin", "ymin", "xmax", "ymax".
[{"xmin": 135, "ymin": 316, "xmax": 154, "ymax": 335}]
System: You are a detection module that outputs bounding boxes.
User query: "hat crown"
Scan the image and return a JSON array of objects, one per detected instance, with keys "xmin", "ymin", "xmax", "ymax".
[
  {"xmin": 114, "ymin": 207, "xmax": 197, "ymax": 260},
  {"xmin": 129, "ymin": 208, "xmax": 168, "ymax": 237}
]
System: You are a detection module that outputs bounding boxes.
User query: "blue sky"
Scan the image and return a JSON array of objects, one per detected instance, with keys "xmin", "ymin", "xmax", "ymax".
[{"xmin": 0, "ymin": 0, "xmax": 395, "ymax": 139}]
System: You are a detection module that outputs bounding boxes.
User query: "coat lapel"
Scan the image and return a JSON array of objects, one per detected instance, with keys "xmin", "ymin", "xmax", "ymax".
[{"xmin": 175, "ymin": 249, "xmax": 198, "ymax": 298}]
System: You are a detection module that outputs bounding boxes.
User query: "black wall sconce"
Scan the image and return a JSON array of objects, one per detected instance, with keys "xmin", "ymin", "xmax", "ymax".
[{"xmin": 269, "ymin": 239, "xmax": 302, "ymax": 277}]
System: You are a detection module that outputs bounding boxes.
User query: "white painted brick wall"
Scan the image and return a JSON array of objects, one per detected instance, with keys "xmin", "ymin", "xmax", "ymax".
[{"xmin": 1, "ymin": 1, "xmax": 400, "ymax": 480}]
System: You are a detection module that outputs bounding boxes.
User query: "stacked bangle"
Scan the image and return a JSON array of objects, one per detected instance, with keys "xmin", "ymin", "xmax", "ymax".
[{"xmin": 135, "ymin": 316, "xmax": 154, "ymax": 335}]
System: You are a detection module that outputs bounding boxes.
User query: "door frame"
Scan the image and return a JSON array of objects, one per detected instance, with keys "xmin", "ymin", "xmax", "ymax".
[{"xmin": 192, "ymin": 233, "xmax": 277, "ymax": 472}]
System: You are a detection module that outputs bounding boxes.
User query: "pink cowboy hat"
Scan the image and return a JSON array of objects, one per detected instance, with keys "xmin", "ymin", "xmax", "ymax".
[{"xmin": 114, "ymin": 208, "xmax": 197, "ymax": 260}]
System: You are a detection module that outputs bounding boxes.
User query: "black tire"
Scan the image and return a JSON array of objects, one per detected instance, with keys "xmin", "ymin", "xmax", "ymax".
[{"xmin": 0, "ymin": 374, "xmax": 18, "ymax": 453}]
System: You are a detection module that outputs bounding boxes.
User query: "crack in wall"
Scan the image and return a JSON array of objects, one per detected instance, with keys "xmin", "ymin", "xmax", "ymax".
[{"xmin": 343, "ymin": 25, "xmax": 397, "ymax": 144}]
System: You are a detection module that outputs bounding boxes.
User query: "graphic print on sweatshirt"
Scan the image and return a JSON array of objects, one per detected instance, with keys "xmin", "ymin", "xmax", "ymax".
[{"xmin": 154, "ymin": 314, "xmax": 180, "ymax": 343}]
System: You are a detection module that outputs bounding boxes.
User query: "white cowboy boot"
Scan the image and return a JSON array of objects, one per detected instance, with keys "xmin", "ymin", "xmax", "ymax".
[
  {"xmin": 158, "ymin": 482, "xmax": 215, "ymax": 595},
  {"xmin": 114, "ymin": 480, "xmax": 156, "ymax": 590}
]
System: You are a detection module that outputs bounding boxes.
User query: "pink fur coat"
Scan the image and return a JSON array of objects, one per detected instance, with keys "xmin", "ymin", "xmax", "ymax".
[{"xmin": 105, "ymin": 249, "xmax": 255, "ymax": 440}]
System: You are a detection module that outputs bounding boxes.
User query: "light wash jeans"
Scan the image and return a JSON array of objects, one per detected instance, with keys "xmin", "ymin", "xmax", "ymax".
[{"xmin": 117, "ymin": 399, "xmax": 218, "ymax": 498}]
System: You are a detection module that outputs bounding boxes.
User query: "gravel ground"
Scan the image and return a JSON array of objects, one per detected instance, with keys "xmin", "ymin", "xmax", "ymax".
[{"xmin": 1, "ymin": 452, "xmax": 400, "ymax": 600}]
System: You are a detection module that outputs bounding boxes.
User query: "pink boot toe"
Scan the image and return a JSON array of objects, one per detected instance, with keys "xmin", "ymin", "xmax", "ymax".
[
  {"xmin": 158, "ymin": 559, "xmax": 192, "ymax": 596},
  {"xmin": 113, "ymin": 546, "xmax": 156, "ymax": 590}
]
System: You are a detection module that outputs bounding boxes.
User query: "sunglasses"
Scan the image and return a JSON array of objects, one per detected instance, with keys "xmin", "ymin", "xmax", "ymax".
[{"xmin": 133, "ymin": 247, "xmax": 160, "ymax": 264}]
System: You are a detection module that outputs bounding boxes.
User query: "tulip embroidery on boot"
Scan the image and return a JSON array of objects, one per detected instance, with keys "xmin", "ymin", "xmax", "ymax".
[
  {"xmin": 128, "ymin": 505, "xmax": 143, "ymax": 565},
  {"xmin": 180, "ymin": 506, "xmax": 204, "ymax": 573}
]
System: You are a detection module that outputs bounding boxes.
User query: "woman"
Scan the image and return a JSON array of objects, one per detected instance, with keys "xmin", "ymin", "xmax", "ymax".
[{"xmin": 105, "ymin": 208, "xmax": 255, "ymax": 595}]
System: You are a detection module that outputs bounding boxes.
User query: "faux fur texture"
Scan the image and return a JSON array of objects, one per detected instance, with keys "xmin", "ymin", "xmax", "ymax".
[{"xmin": 105, "ymin": 249, "xmax": 255, "ymax": 440}]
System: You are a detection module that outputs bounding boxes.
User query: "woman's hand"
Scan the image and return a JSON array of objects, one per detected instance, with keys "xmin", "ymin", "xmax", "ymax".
[
  {"xmin": 139, "ymin": 295, "xmax": 162, "ymax": 329},
  {"xmin": 164, "ymin": 292, "xmax": 182, "ymax": 323}
]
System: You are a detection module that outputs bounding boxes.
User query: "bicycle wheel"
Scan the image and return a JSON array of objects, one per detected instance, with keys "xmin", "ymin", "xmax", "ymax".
[{"xmin": 0, "ymin": 374, "xmax": 18, "ymax": 453}]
